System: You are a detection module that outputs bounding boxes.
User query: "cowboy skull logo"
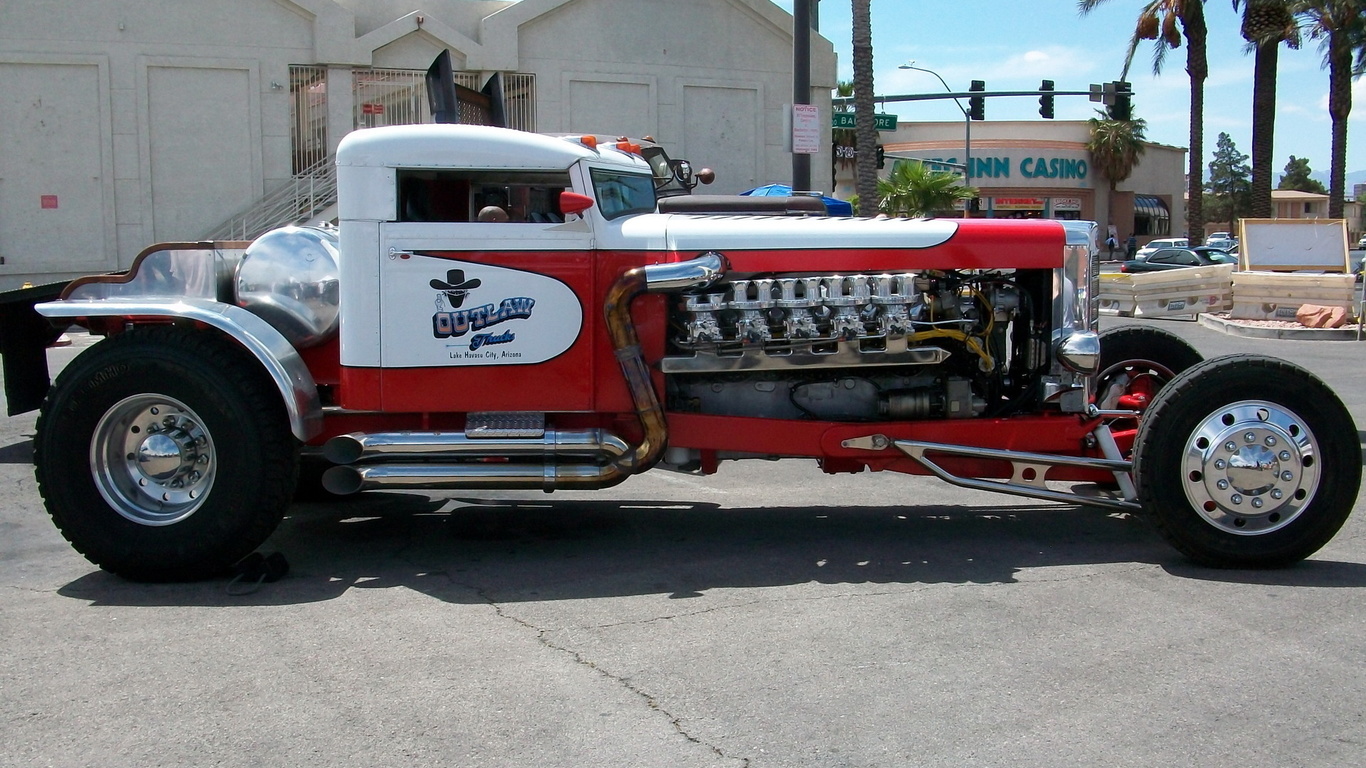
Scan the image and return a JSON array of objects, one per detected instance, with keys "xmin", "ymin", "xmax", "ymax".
[{"xmin": 431, "ymin": 268, "xmax": 482, "ymax": 311}]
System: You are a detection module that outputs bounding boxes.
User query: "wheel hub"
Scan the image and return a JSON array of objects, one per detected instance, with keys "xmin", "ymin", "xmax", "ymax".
[
  {"xmin": 136, "ymin": 431, "xmax": 192, "ymax": 482},
  {"xmin": 91, "ymin": 395, "xmax": 215, "ymax": 526},
  {"xmin": 1182, "ymin": 401, "xmax": 1318, "ymax": 535}
]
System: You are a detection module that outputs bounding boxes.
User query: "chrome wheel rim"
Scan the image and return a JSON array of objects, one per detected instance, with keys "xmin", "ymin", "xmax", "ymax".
[
  {"xmin": 90, "ymin": 394, "xmax": 216, "ymax": 526},
  {"xmin": 1181, "ymin": 400, "xmax": 1319, "ymax": 536}
]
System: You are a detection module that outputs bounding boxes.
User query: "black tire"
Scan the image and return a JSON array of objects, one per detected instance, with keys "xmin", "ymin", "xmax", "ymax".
[
  {"xmin": 34, "ymin": 326, "xmax": 299, "ymax": 581},
  {"xmin": 1133, "ymin": 354, "xmax": 1361, "ymax": 567},
  {"xmin": 1094, "ymin": 325, "xmax": 1203, "ymax": 410}
]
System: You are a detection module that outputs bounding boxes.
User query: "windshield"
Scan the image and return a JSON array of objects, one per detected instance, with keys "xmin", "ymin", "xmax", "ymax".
[{"xmin": 591, "ymin": 169, "xmax": 657, "ymax": 220}]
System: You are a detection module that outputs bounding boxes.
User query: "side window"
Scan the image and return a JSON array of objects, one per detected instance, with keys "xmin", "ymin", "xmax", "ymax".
[
  {"xmin": 399, "ymin": 173, "xmax": 470, "ymax": 222},
  {"xmin": 397, "ymin": 170, "xmax": 572, "ymax": 223},
  {"xmin": 590, "ymin": 168, "xmax": 657, "ymax": 220}
]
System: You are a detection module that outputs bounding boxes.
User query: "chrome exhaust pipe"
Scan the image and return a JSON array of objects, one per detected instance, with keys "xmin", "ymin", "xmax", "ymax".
[
  {"xmin": 324, "ymin": 429, "xmax": 629, "ymax": 465},
  {"xmin": 321, "ymin": 462, "xmax": 623, "ymax": 495},
  {"xmin": 603, "ymin": 251, "xmax": 727, "ymax": 474},
  {"xmin": 319, "ymin": 428, "xmax": 633, "ymax": 495}
]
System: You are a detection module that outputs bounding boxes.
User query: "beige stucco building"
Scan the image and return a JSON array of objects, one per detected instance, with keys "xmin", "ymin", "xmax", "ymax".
[{"xmin": 0, "ymin": 0, "xmax": 836, "ymax": 289}]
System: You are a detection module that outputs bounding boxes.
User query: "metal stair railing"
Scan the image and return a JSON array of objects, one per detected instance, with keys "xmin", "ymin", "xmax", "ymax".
[{"xmin": 202, "ymin": 154, "xmax": 338, "ymax": 241}]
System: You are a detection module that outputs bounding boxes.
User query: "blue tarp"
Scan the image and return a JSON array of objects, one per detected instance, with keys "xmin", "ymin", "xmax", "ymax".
[{"xmin": 740, "ymin": 184, "xmax": 853, "ymax": 217}]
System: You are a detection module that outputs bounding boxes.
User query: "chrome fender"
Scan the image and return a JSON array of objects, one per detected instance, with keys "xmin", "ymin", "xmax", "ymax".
[{"xmin": 35, "ymin": 298, "xmax": 321, "ymax": 441}]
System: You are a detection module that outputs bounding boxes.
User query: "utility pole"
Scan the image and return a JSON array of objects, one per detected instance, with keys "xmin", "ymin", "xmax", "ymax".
[{"xmin": 791, "ymin": 0, "xmax": 811, "ymax": 192}]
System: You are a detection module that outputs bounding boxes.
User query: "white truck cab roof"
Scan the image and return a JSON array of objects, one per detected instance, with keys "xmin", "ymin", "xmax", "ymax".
[
  {"xmin": 336, "ymin": 123, "xmax": 649, "ymax": 173},
  {"xmin": 336, "ymin": 124, "xmax": 652, "ymax": 223}
]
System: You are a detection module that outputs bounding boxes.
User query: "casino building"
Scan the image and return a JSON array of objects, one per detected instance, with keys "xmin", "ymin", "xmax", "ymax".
[{"xmin": 835, "ymin": 120, "xmax": 1187, "ymax": 247}]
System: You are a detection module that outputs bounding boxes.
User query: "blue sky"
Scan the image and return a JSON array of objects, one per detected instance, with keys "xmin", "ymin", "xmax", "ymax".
[{"xmin": 771, "ymin": 0, "xmax": 1366, "ymax": 181}]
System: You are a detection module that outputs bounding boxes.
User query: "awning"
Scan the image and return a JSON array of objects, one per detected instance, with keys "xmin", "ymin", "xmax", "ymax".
[{"xmin": 1133, "ymin": 195, "xmax": 1170, "ymax": 221}]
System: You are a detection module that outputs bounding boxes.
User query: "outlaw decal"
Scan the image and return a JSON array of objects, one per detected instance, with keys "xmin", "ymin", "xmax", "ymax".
[
  {"xmin": 380, "ymin": 255, "xmax": 583, "ymax": 368},
  {"xmin": 432, "ymin": 296, "xmax": 536, "ymax": 339}
]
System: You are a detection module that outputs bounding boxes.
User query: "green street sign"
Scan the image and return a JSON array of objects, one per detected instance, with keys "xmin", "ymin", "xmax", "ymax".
[{"xmin": 832, "ymin": 112, "xmax": 897, "ymax": 131}]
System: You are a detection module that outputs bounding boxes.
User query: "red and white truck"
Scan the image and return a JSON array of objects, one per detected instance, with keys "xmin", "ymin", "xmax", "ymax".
[{"xmin": 14, "ymin": 123, "xmax": 1360, "ymax": 580}]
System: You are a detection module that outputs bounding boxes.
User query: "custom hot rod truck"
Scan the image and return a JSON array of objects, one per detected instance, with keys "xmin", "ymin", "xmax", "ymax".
[{"xmin": 17, "ymin": 123, "xmax": 1362, "ymax": 580}]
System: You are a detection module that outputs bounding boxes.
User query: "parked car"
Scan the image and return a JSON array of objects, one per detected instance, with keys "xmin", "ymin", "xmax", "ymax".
[
  {"xmin": 1120, "ymin": 246, "xmax": 1236, "ymax": 273},
  {"xmin": 1205, "ymin": 236, "xmax": 1237, "ymax": 251},
  {"xmin": 1133, "ymin": 237, "xmax": 1189, "ymax": 260},
  {"xmin": 1357, "ymin": 234, "xmax": 1365, "ymax": 249}
]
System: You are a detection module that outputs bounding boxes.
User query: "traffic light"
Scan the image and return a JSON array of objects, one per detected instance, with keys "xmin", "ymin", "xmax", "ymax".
[
  {"xmin": 1039, "ymin": 80, "xmax": 1055, "ymax": 119},
  {"xmin": 1106, "ymin": 81, "xmax": 1132, "ymax": 121},
  {"xmin": 968, "ymin": 80, "xmax": 985, "ymax": 121},
  {"xmin": 876, "ymin": 145, "xmax": 886, "ymax": 169}
]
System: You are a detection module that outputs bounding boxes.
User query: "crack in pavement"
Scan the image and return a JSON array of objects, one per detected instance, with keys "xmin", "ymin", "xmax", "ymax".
[{"xmin": 456, "ymin": 576, "xmax": 750, "ymax": 768}]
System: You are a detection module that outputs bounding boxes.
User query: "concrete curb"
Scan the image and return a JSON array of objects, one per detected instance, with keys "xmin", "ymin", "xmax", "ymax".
[{"xmin": 1197, "ymin": 313, "xmax": 1363, "ymax": 341}]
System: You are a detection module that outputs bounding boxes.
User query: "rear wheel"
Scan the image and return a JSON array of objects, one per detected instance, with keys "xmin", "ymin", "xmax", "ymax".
[
  {"xmin": 1133, "ymin": 355, "xmax": 1360, "ymax": 567},
  {"xmin": 34, "ymin": 326, "xmax": 298, "ymax": 581}
]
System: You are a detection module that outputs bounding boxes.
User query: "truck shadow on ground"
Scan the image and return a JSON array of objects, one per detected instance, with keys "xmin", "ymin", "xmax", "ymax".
[
  {"xmin": 56, "ymin": 490, "xmax": 1366, "ymax": 607},
  {"xmin": 0, "ymin": 438, "xmax": 33, "ymax": 464}
]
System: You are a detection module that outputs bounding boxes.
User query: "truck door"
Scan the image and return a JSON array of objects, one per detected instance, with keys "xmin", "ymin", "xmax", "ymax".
[{"xmin": 376, "ymin": 170, "xmax": 595, "ymax": 412}]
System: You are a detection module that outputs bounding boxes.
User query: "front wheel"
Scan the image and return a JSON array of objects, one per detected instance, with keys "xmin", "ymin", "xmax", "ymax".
[
  {"xmin": 34, "ymin": 326, "xmax": 298, "ymax": 581},
  {"xmin": 1133, "ymin": 355, "xmax": 1360, "ymax": 567},
  {"xmin": 1094, "ymin": 325, "xmax": 1202, "ymax": 411}
]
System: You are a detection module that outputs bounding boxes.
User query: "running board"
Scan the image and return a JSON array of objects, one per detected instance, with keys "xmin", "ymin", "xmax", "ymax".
[{"xmin": 840, "ymin": 435, "xmax": 1141, "ymax": 512}]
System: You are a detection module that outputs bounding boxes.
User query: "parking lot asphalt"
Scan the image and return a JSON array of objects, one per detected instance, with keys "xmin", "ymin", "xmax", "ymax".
[{"xmin": 3, "ymin": 317, "xmax": 1365, "ymax": 768}]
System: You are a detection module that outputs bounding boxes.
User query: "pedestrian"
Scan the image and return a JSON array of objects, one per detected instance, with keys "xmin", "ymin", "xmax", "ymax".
[
  {"xmin": 1125, "ymin": 235, "xmax": 1137, "ymax": 259},
  {"xmin": 1105, "ymin": 235, "xmax": 1118, "ymax": 260}
]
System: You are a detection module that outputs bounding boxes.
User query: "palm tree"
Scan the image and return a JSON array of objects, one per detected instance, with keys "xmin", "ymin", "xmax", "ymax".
[
  {"xmin": 851, "ymin": 0, "xmax": 878, "ymax": 210},
  {"xmin": 1295, "ymin": 1, "xmax": 1366, "ymax": 220},
  {"xmin": 1079, "ymin": 1, "xmax": 1209, "ymax": 243},
  {"xmin": 833, "ymin": 80, "xmax": 857, "ymax": 173},
  {"xmin": 1087, "ymin": 112, "xmax": 1149, "ymax": 224},
  {"xmin": 876, "ymin": 160, "xmax": 978, "ymax": 217},
  {"xmin": 1234, "ymin": 0, "xmax": 1300, "ymax": 219}
]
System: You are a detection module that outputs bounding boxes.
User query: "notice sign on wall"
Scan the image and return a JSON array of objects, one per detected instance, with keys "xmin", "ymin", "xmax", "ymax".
[
  {"xmin": 792, "ymin": 104, "xmax": 820, "ymax": 154},
  {"xmin": 361, "ymin": 103, "xmax": 384, "ymax": 115},
  {"xmin": 40, "ymin": 195, "xmax": 58, "ymax": 209}
]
